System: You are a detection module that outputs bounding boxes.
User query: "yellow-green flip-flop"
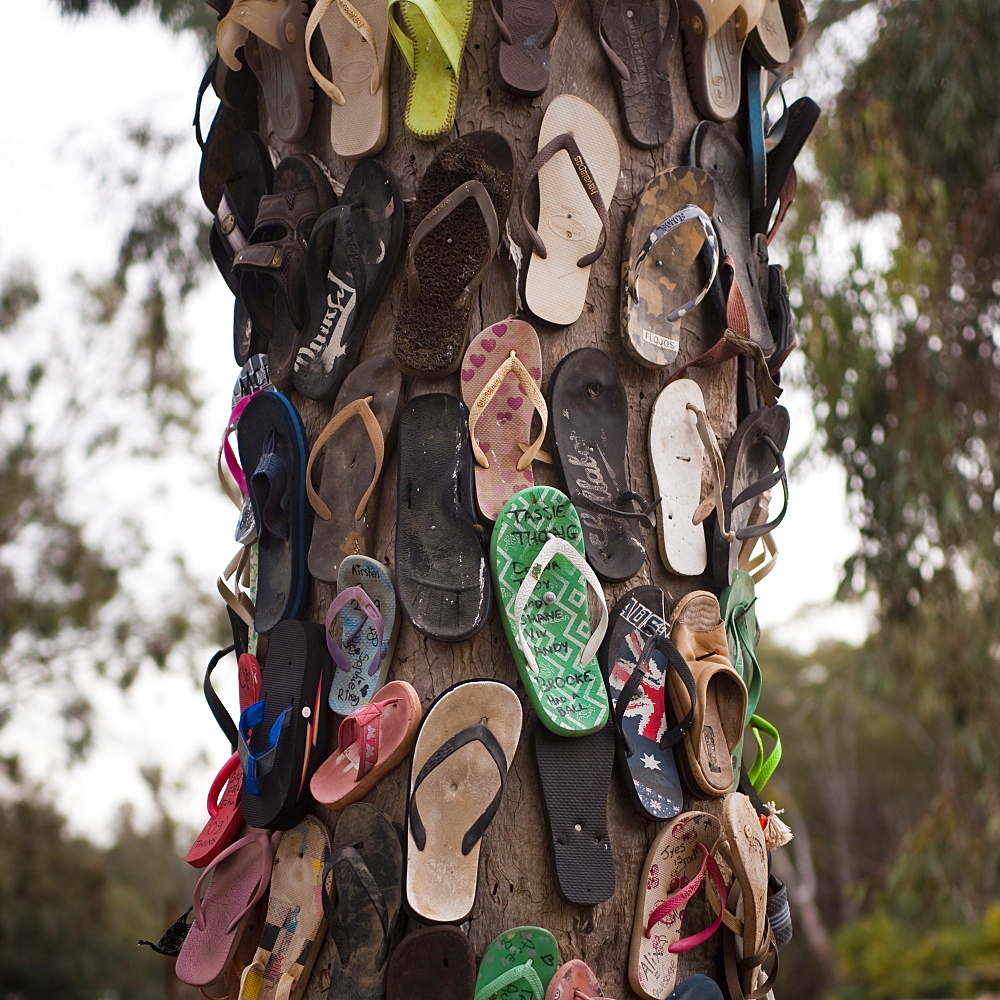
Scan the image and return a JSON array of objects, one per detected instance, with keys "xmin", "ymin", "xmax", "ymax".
[{"xmin": 388, "ymin": 0, "xmax": 472, "ymax": 139}]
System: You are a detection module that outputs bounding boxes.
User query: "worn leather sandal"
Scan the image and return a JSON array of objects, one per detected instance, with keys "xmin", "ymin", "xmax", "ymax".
[
  {"xmin": 393, "ymin": 132, "xmax": 516, "ymax": 378},
  {"xmin": 594, "ymin": 0, "xmax": 678, "ymax": 148},
  {"xmin": 232, "ymin": 155, "xmax": 336, "ymax": 390}
]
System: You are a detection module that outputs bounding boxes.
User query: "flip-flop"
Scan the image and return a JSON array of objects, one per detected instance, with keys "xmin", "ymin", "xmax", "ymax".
[
  {"xmin": 187, "ymin": 649, "xmax": 263, "ymax": 868},
  {"xmin": 593, "ymin": 0, "xmax": 678, "ymax": 148},
  {"xmin": 324, "ymin": 803, "xmax": 403, "ymax": 1000},
  {"xmin": 393, "ymin": 131, "xmax": 516, "ymax": 378},
  {"xmin": 667, "ymin": 591, "xmax": 748, "ymax": 797},
  {"xmin": 598, "ymin": 587, "xmax": 693, "ymax": 821},
  {"xmin": 671, "ymin": 974, "xmax": 726, "ymax": 1000},
  {"xmin": 629, "ymin": 811, "xmax": 728, "ymax": 1000},
  {"xmin": 238, "ymin": 620, "xmax": 333, "ymax": 830},
  {"xmin": 237, "ymin": 391, "xmax": 311, "ymax": 634},
  {"xmin": 323, "ymin": 556, "xmax": 399, "ymax": 715},
  {"xmin": 548, "ymin": 348, "xmax": 655, "ymax": 582},
  {"xmin": 474, "ymin": 926, "xmax": 560, "ymax": 1000},
  {"xmin": 746, "ymin": 0, "xmax": 789, "ymax": 69},
  {"xmin": 405, "ymin": 680, "xmax": 522, "ymax": 923},
  {"xmin": 388, "ymin": 0, "xmax": 473, "ymax": 139},
  {"xmin": 533, "ymin": 719, "xmax": 616, "ymax": 905},
  {"xmin": 176, "ymin": 828, "xmax": 280, "ymax": 988},
  {"xmin": 678, "ymin": 0, "xmax": 765, "ymax": 122},
  {"xmin": 708, "ymin": 404, "xmax": 789, "ymax": 592},
  {"xmin": 491, "ymin": 0, "xmax": 558, "ymax": 97},
  {"xmin": 545, "ymin": 960, "xmax": 606, "ymax": 1000},
  {"xmin": 305, "ymin": 0, "xmax": 392, "ymax": 158},
  {"xmin": 294, "ymin": 162, "xmax": 406, "ymax": 401},
  {"xmin": 523, "ymin": 95, "xmax": 620, "ymax": 326},
  {"xmin": 311, "ymin": 680, "xmax": 421, "ymax": 808},
  {"xmin": 719, "ymin": 792, "xmax": 774, "ymax": 1000},
  {"xmin": 386, "ymin": 926, "xmax": 476, "ymax": 1000},
  {"xmin": 490, "ymin": 485, "xmax": 611, "ymax": 737},
  {"xmin": 232, "ymin": 155, "xmax": 337, "ymax": 391},
  {"xmin": 461, "ymin": 319, "xmax": 548, "ymax": 522},
  {"xmin": 239, "ymin": 815, "xmax": 332, "ymax": 1000},
  {"xmin": 621, "ymin": 168, "xmax": 719, "ymax": 372},
  {"xmin": 306, "ymin": 357, "xmax": 404, "ymax": 582},
  {"xmin": 217, "ymin": 0, "xmax": 314, "ymax": 143},
  {"xmin": 395, "ymin": 393, "xmax": 491, "ymax": 643},
  {"xmin": 648, "ymin": 378, "xmax": 726, "ymax": 577}
]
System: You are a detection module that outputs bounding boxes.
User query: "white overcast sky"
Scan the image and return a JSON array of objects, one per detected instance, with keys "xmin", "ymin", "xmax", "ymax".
[{"xmin": 2, "ymin": 2, "xmax": 870, "ymax": 842}]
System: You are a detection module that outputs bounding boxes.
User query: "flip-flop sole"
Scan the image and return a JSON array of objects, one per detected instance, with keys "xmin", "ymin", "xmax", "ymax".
[
  {"xmin": 495, "ymin": 0, "xmax": 557, "ymax": 96},
  {"xmin": 461, "ymin": 319, "xmax": 544, "ymax": 522},
  {"xmin": 525, "ymin": 95, "xmax": 620, "ymax": 326},
  {"xmin": 386, "ymin": 926, "xmax": 476, "ymax": 1000},
  {"xmin": 533, "ymin": 719, "xmax": 616, "ymax": 905},
  {"xmin": 475, "ymin": 926, "xmax": 560, "ymax": 1000},
  {"xmin": 405, "ymin": 680, "xmax": 522, "ymax": 923},
  {"xmin": 491, "ymin": 485, "xmax": 611, "ymax": 736},
  {"xmin": 648, "ymin": 378, "xmax": 709, "ymax": 576}
]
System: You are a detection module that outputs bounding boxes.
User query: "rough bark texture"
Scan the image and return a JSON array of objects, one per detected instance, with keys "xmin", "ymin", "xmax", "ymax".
[{"xmin": 281, "ymin": 2, "xmax": 743, "ymax": 995}]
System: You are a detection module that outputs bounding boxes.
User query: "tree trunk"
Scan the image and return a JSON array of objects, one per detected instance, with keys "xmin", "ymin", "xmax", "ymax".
[{"xmin": 291, "ymin": 2, "xmax": 744, "ymax": 995}]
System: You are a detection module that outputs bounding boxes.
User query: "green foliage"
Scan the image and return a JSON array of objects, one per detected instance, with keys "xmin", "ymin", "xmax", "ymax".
[
  {"xmin": 833, "ymin": 906, "xmax": 1000, "ymax": 1000},
  {"xmin": 56, "ymin": 0, "xmax": 216, "ymax": 39}
]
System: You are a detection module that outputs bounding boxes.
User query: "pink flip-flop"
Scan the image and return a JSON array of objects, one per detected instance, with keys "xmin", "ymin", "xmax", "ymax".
[
  {"xmin": 176, "ymin": 827, "xmax": 281, "ymax": 988},
  {"xmin": 460, "ymin": 319, "xmax": 548, "ymax": 521},
  {"xmin": 546, "ymin": 959, "xmax": 609, "ymax": 1000},
  {"xmin": 310, "ymin": 680, "xmax": 422, "ymax": 809},
  {"xmin": 186, "ymin": 652, "xmax": 262, "ymax": 868}
]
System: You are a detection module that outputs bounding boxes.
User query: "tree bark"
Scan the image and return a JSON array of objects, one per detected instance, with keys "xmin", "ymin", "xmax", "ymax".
[{"xmin": 288, "ymin": 2, "xmax": 744, "ymax": 995}]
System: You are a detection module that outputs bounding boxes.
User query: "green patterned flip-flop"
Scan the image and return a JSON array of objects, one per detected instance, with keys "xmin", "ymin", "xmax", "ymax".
[
  {"xmin": 491, "ymin": 486, "xmax": 611, "ymax": 736},
  {"xmin": 474, "ymin": 926, "xmax": 559, "ymax": 1000}
]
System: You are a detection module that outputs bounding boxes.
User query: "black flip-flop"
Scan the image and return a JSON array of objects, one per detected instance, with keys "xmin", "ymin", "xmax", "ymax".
[
  {"xmin": 237, "ymin": 391, "xmax": 312, "ymax": 634},
  {"xmin": 293, "ymin": 159, "xmax": 406, "ymax": 401},
  {"xmin": 238, "ymin": 619, "xmax": 332, "ymax": 830},
  {"xmin": 386, "ymin": 927, "xmax": 476, "ymax": 1000},
  {"xmin": 599, "ymin": 586, "xmax": 694, "ymax": 821},
  {"xmin": 395, "ymin": 393, "xmax": 491, "ymax": 643},
  {"xmin": 324, "ymin": 803, "xmax": 403, "ymax": 1000},
  {"xmin": 709, "ymin": 405, "xmax": 790, "ymax": 591},
  {"xmin": 532, "ymin": 718, "xmax": 616, "ymax": 906},
  {"xmin": 548, "ymin": 347, "xmax": 656, "ymax": 582}
]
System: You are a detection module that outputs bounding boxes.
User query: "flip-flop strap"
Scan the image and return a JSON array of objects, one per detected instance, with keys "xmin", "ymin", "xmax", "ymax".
[
  {"xmin": 474, "ymin": 962, "xmax": 546, "ymax": 1000},
  {"xmin": 191, "ymin": 829, "xmax": 275, "ymax": 933},
  {"xmin": 306, "ymin": 0, "xmax": 381, "ymax": 106},
  {"xmin": 387, "ymin": 0, "xmax": 464, "ymax": 72},
  {"xmin": 193, "ymin": 58, "xmax": 215, "ymax": 149},
  {"xmin": 219, "ymin": 390, "xmax": 265, "ymax": 509},
  {"xmin": 217, "ymin": 0, "xmax": 289, "ymax": 71},
  {"xmin": 250, "ymin": 431, "xmax": 290, "ymax": 546},
  {"xmin": 468, "ymin": 350, "xmax": 548, "ymax": 471},
  {"xmin": 409, "ymin": 723, "xmax": 508, "ymax": 855},
  {"xmin": 627, "ymin": 204, "xmax": 719, "ymax": 317},
  {"xmin": 686, "ymin": 401, "xmax": 734, "ymax": 540},
  {"xmin": 513, "ymin": 534, "xmax": 609, "ymax": 674},
  {"xmin": 406, "ymin": 180, "xmax": 500, "ymax": 310},
  {"xmin": 207, "ymin": 751, "xmax": 242, "ymax": 820},
  {"xmin": 746, "ymin": 713, "xmax": 781, "ymax": 792},
  {"xmin": 238, "ymin": 698, "xmax": 293, "ymax": 796},
  {"xmin": 643, "ymin": 842, "xmax": 725, "ymax": 940},
  {"xmin": 309, "ymin": 203, "xmax": 370, "ymax": 301},
  {"xmin": 307, "ymin": 396, "xmax": 384, "ymax": 521},
  {"xmin": 572, "ymin": 489, "xmax": 662, "ymax": 528},
  {"xmin": 667, "ymin": 255, "xmax": 782, "ymax": 406},
  {"xmin": 203, "ymin": 644, "xmax": 239, "ymax": 750},
  {"xmin": 638, "ymin": 633, "xmax": 697, "ymax": 750},
  {"xmin": 325, "ymin": 585, "xmax": 385, "ymax": 675},
  {"xmin": 521, "ymin": 132, "xmax": 611, "ymax": 268},
  {"xmin": 731, "ymin": 435, "xmax": 788, "ymax": 539},
  {"xmin": 217, "ymin": 544, "xmax": 255, "ymax": 629},
  {"xmin": 337, "ymin": 696, "xmax": 401, "ymax": 779},
  {"xmin": 595, "ymin": 0, "xmax": 678, "ymax": 79},
  {"xmin": 322, "ymin": 844, "xmax": 394, "ymax": 970}
]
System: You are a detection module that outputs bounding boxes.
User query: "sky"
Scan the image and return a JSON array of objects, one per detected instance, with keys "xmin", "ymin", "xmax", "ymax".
[{"xmin": 1, "ymin": 2, "xmax": 871, "ymax": 843}]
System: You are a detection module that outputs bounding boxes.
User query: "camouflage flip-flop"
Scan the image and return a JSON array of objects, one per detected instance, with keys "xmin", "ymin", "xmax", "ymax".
[
  {"xmin": 490, "ymin": 486, "xmax": 611, "ymax": 737},
  {"xmin": 621, "ymin": 167, "xmax": 718, "ymax": 372}
]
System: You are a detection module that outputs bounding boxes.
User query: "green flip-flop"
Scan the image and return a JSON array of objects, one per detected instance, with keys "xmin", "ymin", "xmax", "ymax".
[
  {"xmin": 388, "ymin": 0, "xmax": 472, "ymax": 140},
  {"xmin": 721, "ymin": 569, "xmax": 781, "ymax": 791},
  {"xmin": 474, "ymin": 926, "xmax": 559, "ymax": 1000},
  {"xmin": 491, "ymin": 486, "xmax": 611, "ymax": 737}
]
